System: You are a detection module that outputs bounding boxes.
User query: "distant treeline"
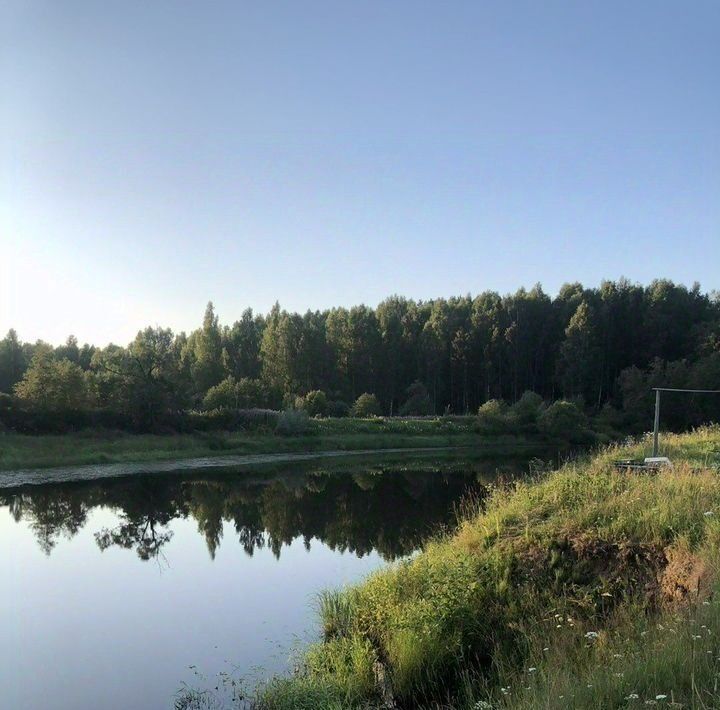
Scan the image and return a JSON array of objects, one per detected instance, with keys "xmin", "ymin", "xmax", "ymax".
[{"xmin": 1, "ymin": 278, "xmax": 718, "ymax": 433}]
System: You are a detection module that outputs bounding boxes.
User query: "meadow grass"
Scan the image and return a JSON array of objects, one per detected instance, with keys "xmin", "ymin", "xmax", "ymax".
[
  {"xmin": 0, "ymin": 417, "xmax": 541, "ymax": 470},
  {"xmin": 252, "ymin": 426, "xmax": 720, "ymax": 710},
  {"xmin": 477, "ymin": 593, "xmax": 720, "ymax": 709}
]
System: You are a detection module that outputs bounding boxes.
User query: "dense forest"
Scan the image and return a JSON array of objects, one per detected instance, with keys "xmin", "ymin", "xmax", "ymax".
[{"xmin": 1, "ymin": 278, "xmax": 719, "ymax": 433}]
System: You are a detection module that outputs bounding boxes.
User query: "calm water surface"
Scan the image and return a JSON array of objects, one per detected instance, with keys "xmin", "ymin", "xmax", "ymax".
[{"xmin": 1, "ymin": 453, "xmax": 535, "ymax": 710}]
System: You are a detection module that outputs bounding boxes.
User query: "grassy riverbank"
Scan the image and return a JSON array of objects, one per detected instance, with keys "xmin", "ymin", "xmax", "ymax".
[
  {"xmin": 249, "ymin": 426, "xmax": 720, "ymax": 710},
  {"xmin": 0, "ymin": 416, "xmax": 554, "ymax": 471}
]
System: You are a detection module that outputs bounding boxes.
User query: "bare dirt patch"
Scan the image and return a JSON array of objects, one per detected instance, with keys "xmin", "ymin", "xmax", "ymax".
[{"xmin": 660, "ymin": 542, "xmax": 712, "ymax": 604}]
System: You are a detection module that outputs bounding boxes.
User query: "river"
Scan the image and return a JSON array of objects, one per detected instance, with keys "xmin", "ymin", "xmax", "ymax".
[{"xmin": 1, "ymin": 451, "xmax": 542, "ymax": 709}]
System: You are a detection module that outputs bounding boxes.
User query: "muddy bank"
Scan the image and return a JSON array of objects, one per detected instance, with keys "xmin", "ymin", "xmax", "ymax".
[{"xmin": 0, "ymin": 446, "xmax": 466, "ymax": 489}]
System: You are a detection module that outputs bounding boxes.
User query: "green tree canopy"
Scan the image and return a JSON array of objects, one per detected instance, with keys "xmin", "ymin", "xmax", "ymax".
[
  {"xmin": 352, "ymin": 393, "xmax": 382, "ymax": 417},
  {"xmin": 14, "ymin": 349, "xmax": 89, "ymax": 411}
]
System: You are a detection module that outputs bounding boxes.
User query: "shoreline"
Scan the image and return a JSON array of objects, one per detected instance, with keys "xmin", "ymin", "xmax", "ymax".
[
  {"xmin": 247, "ymin": 425, "xmax": 720, "ymax": 709},
  {"xmin": 0, "ymin": 445, "xmax": 493, "ymax": 488},
  {"xmin": 0, "ymin": 420, "xmax": 562, "ymax": 477}
]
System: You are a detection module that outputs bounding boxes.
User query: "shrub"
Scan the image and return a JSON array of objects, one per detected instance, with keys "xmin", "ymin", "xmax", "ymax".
[
  {"xmin": 202, "ymin": 376, "xmax": 238, "ymax": 410},
  {"xmin": 594, "ymin": 402, "xmax": 626, "ymax": 435},
  {"xmin": 0, "ymin": 392, "xmax": 13, "ymax": 413},
  {"xmin": 189, "ymin": 408, "xmax": 278, "ymax": 432},
  {"xmin": 296, "ymin": 390, "xmax": 329, "ymax": 417},
  {"xmin": 202, "ymin": 376, "xmax": 269, "ymax": 410},
  {"xmin": 510, "ymin": 390, "xmax": 544, "ymax": 425},
  {"xmin": 476, "ymin": 399, "xmax": 510, "ymax": 433},
  {"xmin": 399, "ymin": 381, "xmax": 433, "ymax": 416},
  {"xmin": 539, "ymin": 399, "xmax": 587, "ymax": 437},
  {"xmin": 275, "ymin": 408, "xmax": 313, "ymax": 436},
  {"xmin": 351, "ymin": 393, "xmax": 382, "ymax": 418},
  {"xmin": 326, "ymin": 400, "xmax": 350, "ymax": 418}
]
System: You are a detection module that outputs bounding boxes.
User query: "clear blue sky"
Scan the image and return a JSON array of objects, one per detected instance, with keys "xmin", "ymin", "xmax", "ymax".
[{"xmin": 1, "ymin": 0, "xmax": 718, "ymax": 345}]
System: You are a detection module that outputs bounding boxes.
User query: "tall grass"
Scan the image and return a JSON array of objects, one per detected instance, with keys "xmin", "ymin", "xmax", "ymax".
[
  {"xmin": 472, "ymin": 578, "xmax": 720, "ymax": 709},
  {"xmin": 254, "ymin": 426, "xmax": 720, "ymax": 710}
]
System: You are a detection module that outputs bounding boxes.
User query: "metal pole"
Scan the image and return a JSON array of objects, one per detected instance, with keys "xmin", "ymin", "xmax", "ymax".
[
  {"xmin": 648, "ymin": 388, "xmax": 719, "ymax": 459},
  {"xmin": 652, "ymin": 389, "xmax": 661, "ymax": 457}
]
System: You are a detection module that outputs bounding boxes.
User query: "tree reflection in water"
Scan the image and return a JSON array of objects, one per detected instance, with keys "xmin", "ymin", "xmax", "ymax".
[
  {"xmin": 93, "ymin": 478, "xmax": 180, "ymax": 560},
  {"xmin": 1, "ymin": 456, "xmax": 531, "ymax": 561}
]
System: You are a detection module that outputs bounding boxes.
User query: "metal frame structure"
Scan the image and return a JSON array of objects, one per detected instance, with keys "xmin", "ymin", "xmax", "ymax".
[{"xmin": 652, "ymin": 387, "xmax": 720, "ymax": 456}]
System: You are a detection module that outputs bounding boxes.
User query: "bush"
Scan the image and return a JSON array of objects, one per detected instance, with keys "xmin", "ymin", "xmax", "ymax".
[
  {"xmin": 326, "ymin": 400, "xmax": 350, "ymax": 418},
  {"xmin": 275, "ymin": 408, "xmax": 313, "ymax": 436},
  {"xmin": 202, "ymin": 376, "xmax": 237, "ymax": 410},
  {"xmin": 594, "ymin": 403, "xmax": 626, "ymax": 436},
  {"xmin": 188, "ymin": 408, "xmax": 278, "ymax": 432},
  {"xmin": 296, "ymin": 390, "xmax": 329, "ymax": 417},
  {"xmin": 476, "ymin": 399, "xmax": 510, "ymax": 433},
  {"xmin": 399, "ymin": 381, "xmax": 433, "ymax": 416},
  {"xmin": 539, "ymin": 400, "xmax": 587, "ymax": 437},
  {"xmin": 510, "ymin": 390, "xmax": 544, "ymax": 425},
  {"xmin": 0, "ymin": 392, "xmax": 13, "ymax": 413},
  {"xmin": 202, "ymin": 376, "xmax": 269, "ymax": 410},
  {"xmin": 351, "ymin": 393, "xmax": 382, "ymax": 418}
]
